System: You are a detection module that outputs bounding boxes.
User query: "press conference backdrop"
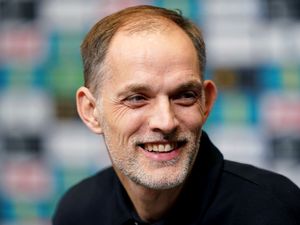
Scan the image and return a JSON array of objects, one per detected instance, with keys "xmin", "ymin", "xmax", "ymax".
[{"xmin": 0, "ymin": 0, "xmax": 300, "ymax": 224}]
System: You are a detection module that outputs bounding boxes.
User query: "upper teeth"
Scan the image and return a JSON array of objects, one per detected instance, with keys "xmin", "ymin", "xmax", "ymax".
[{"xmin": 144, "ymin": 143, "xmax": 175, "ymax": 152}]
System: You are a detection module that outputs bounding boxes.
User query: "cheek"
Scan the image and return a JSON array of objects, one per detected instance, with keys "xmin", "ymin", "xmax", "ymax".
[{"xmin": 103, "ymin": 105, "xmax": 146, "ymax": 141}]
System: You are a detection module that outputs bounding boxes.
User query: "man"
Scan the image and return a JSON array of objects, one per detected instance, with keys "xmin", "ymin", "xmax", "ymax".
[{"xmin": 53, "ymin": 5, "xmax": 300, "ymax": 225}]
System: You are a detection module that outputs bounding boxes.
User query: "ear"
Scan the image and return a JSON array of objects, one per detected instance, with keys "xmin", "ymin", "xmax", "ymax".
[
  {"xmin": 203, "ymin": 80, "xmax": 217, "ymax": 121},
  {"xmin": 76, "ymin": 86, "xmax": 103, "ymax": 134}
]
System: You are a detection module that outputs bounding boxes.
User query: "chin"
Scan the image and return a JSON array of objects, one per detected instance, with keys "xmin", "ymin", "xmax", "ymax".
[{"xmin": 132, "ymin": 168, "xmax": 188, "ymax": 190}]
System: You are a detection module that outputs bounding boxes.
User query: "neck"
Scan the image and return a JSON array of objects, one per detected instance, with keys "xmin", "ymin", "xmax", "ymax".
[{"xmin": 118, "ymin": 174, "xmax": 183, "ymax": 223}]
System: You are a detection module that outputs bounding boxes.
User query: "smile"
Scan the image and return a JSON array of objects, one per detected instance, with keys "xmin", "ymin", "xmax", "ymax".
[{"xmin": 139, "ymin": 141, "xmax": 186, "ymax": 153}]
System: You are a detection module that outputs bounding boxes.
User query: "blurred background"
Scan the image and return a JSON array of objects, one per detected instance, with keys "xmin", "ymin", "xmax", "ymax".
[{"xmin": 0, "ymin": 0, "xmax": 300, "ymax": 224}]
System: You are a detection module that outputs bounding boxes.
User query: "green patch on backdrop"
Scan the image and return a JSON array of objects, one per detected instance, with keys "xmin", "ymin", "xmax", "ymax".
[
  {"xmin": 47, "ymin": 61, "xmax": 83, "ymax": 99},
  {"xmin": 58, "ymin": 33, "xmax": 83, "ymax": 60},
  {"xmin": 282, "ymin": 65, "xmax": 300, "ymax": 90},
  {"xmin": 14, "ymin": 201, "xmax": 37, "ymax": 220},
  {"xmin": 163, "ymin": 0, "xmax": 190, "ymax": 15},
  {"xmin": 222, "ymin": 92, "xmax": 250, "ymax": 125}
]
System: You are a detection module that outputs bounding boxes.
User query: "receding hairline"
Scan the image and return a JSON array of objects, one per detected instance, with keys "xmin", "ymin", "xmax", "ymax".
[{"xmin": 120, "ymin": 14, "xmax": 180, "ymax": 34}]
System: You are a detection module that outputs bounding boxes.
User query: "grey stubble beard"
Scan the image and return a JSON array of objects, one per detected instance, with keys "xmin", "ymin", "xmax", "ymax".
[{"xmin": 102, "ymin": 126, "xmax": 202, "ymax": 190}]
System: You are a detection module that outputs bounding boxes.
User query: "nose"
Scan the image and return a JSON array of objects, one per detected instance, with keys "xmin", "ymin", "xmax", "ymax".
[{"xmin": 148, "ymin": 97, "xmax": 179, "ymax": 134}]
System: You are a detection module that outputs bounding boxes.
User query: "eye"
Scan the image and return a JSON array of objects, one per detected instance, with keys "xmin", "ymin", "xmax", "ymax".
[
  {"xmin": 173, "ymin": 91, "xmax": 199, "ymax": 106},
  {"xmin": 123, "ymin": 94, "xmax": 148, "ymax": 108}
]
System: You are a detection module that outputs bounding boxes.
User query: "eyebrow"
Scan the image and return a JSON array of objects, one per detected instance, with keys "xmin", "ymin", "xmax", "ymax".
[
  {"xmin": 117, "ymin": 84, "xmax": 152, "ymax": 98},
  {"xmin": 117, "ymin": 80, "xmax": 203, "ymax": 97},
  {"xmin": 172, "ymin": 81, "xmax": 203, "ymax": 94}
]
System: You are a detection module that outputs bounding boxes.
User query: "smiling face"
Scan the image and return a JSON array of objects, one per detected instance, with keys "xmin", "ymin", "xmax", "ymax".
[{"xmin": 82, "ymin": 23, "xmax": 216, "ymax": 190}]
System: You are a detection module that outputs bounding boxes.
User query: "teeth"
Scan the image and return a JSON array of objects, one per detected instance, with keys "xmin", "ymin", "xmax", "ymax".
[
  {"xmin": 159, "ymin": 144, "xmax": 164, "ymax": 152},
  {"xmin": 165, "ymin": 144, "xmax": 172, "ymax": 152},
  {"xmin": 144, "ymin": 143, "xmax": 175, "ymax": 152}
]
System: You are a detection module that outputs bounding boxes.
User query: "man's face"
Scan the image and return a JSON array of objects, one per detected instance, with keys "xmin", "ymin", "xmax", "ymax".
[{"xmin": 97, "ymin": 25, "xmax": 210, "ymax": 190}]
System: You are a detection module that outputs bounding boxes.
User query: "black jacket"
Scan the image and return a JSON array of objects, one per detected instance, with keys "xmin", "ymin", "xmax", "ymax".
[{"xmin": 53, "ymin": 132, "xmax": 300, "ymax": 225}]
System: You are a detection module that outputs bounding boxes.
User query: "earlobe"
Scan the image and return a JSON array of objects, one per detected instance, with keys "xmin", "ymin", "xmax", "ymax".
[
  {"xmin": 76, "ymin": 86, "xmax": 103, "ymax": 134},
  {"xmin": 203, "ymin": 80, "xmax": 217, "ymax": 119}
]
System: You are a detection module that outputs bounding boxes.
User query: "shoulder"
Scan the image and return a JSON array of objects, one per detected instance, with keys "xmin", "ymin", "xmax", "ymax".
[
  {"xmin": 220, "ymin": 160, "xmax": 300, "ymax": 223},
  {"xmin": 52, "ymin": 167, "xmax": 116, "ymax": 225},
  {"xmin": 223, "ymin": 160, "xmax": 300, "ymax": 196},
  {"xmin": 223, "ymin": 160, "xmax": 299, "ymax": 190}
]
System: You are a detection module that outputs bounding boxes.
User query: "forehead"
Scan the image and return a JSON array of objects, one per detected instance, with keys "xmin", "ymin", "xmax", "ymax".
[
  {"xmin": 106, "ymin": 22, "xmax": 198, "ymax": 72},
  {"xmin": 100, "ymin": 25, "xmax": 200, "ymax": 96}
]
